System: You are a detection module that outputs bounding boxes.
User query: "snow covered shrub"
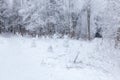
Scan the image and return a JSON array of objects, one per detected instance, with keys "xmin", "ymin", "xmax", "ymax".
[
  {"xmin": 31, "ymin": 38, "xmax": 36, "ymax": 48},
  {"xmin": 95, "ymin": 27, "xmax": 102, "ymax": 38},
  {"xmin": 48, "ymin": 45, "xmax": 53, "ymax": 53}
]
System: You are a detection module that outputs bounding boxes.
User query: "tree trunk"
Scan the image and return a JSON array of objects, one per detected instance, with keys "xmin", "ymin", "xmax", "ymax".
[{"xmin": 87, "ymin": 7, "xmax": 91, "ymax": 40}]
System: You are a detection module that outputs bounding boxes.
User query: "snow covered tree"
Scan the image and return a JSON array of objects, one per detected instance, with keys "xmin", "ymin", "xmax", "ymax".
[
  {"xmin": 0, "ymin": 0, "xmax": 119, "ymax": 40},
  {"xmin": 81, "ymin": 0, "xmax": 107, "ymax": 39},
  {"xmin": 0, "ymin": 0, "xmax": 8, "ymax": 33}
]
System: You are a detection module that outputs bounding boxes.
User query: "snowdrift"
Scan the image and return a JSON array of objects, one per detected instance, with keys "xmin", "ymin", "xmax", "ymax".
[{"xmin": 0, "ymin": 36, "xmax": 120, "ymax": 80}]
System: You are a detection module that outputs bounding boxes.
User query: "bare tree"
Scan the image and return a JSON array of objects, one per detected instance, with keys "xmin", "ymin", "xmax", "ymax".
[
  {"xmin": 87, "ymin": 7, "xmax": 91, "ymax": 40},
  {"xmin": 86, "ymin": 0, "xmax": 91, "ymax": 40},
  {"xmin": 115, "ymin": 27, "xmax": 120, "ymax": 48}
]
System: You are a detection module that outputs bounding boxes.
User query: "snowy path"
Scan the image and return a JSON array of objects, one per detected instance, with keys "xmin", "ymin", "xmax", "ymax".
[{"xmin": 0, "ymin": 36, "xmax": 120, "ymax": 80}]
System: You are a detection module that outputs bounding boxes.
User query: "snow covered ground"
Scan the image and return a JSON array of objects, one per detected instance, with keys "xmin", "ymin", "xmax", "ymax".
[{"xmin": 0, "ymin": 35, "xmax": 120, "ymax": 80}]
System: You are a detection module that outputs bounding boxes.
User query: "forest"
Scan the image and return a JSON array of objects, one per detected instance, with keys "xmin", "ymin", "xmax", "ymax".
[{"xmin": 0, "ymin": 0, "xmax": 120, "ymax": 40}]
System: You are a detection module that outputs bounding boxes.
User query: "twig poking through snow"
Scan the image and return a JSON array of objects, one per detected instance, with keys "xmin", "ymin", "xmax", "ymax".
[{"xmin": 74, "ymin": 52, "xmax": 80, "ymax": 63}]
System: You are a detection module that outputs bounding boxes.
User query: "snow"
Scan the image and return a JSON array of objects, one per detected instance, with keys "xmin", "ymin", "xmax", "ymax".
[
  {"xmin": 6, "ymin": 0, "xmax": 13, "ymax": 8},
  {"xmin": 0, "ymin": 36, "xmax": 120, "ymax": 80}
]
